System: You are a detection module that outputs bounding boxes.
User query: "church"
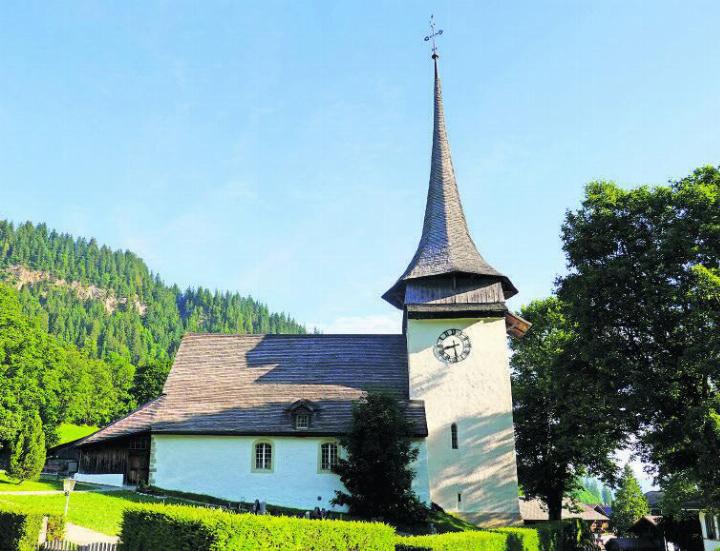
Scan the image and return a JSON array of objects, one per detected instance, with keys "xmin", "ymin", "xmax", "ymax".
[{"xmin": 72, "ymin": 50, "xmax": 529, "ymax": 527}]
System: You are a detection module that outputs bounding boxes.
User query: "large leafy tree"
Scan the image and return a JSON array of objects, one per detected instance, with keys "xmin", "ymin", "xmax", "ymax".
[
  {"xmin": 332, "ymin": 392, "xmax": 427, "ymax": 523},
  {"xmin": 612, "ymin": 465, "xmax": 649, "ymax": 534},
  {"xmin": 510, "ymin": 297, "xmax": 627, "ymax": 520},
  {"xmin": 559, "ymin": 166, "xmax": 720, "ymax": 509},
  {"xmin": 0, "ymin": 283, "xmax": 138, "ymax": 452}
]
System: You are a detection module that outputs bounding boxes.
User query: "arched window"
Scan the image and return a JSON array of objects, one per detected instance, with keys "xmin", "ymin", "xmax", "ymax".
[
  {"xmin": 319, "ymin": 442, "xmax": 339, "ymax": 472},
  {"xmin": 253, "ymin": 441, "xmax": 273, "ymax": 472},
  {"xmin": 451, "ymin": 423, "xmax": 458, "ymax": 449}
]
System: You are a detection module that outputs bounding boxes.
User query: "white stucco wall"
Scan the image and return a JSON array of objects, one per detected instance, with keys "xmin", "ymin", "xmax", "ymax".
[
  {"xmin": 700, "ymin": 513, "xmax": 720, "ymax": 551},
  {"xmin": 152, "ymin": 435, "xmax": 343, "ymax": 511},
  {"xmin": 152, "ymin": 435, "xmax": 430, "ymax": 512},
  {"xmin": 406, "ymin": 317, "xmax": 521, "ymax": 523},
  {"xmin": 73, "ymin": 473, "xmax": 124, "ymax": 486}
]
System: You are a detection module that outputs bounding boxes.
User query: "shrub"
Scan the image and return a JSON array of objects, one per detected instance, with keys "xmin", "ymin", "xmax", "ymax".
[
  {"xmin": 0, "ymin": 504, "xmax": 63, "ymax": 551},
  {"xmin": 395, "ymin": 530, "xmax": 510, "ymax": 551},
  {"xmin": 533, "ymin": 520, "xmax": 588, "ymax": 551},
  {"xmin": 120, "ymin": 503, "xmax": 395, "ymax": 550},
  {"xmin": 46, "ymin": 514, "xmax": 67, "ymax": 542},
  {"xmin": 493, "ymin": 527, "xmax": 541, "ymax": 551},
  {"xmin": 8, "ymin": 413, "xmax": 46, "ymax": 482}
]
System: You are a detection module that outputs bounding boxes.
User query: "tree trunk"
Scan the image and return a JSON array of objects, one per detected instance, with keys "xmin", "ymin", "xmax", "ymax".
[{"xmin": 547, "ymin": 490, "xmax": 564, "ymax": 521}]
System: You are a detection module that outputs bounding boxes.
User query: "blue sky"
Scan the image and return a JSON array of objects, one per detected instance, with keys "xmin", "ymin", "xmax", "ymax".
[
  {"xmin": 1, "ymin": 0, "xmax": 719, "ymax": 338},
  {"xmin": 3, "ymin": 0, "xmax": 716, "ymax": 490}
]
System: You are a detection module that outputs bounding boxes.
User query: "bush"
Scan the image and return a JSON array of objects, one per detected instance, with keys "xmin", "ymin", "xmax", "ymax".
[
  {"xmin": 493, "ymin": 527, "xmax": 541, "ymax": 551},
  {"xmin": 0, "ymin": 504, "xmax": 64, "ymax": 551},
  {"xmin": 533, "ymin": 520, "xmax": 588, "ymax": 551},
  {"xmin": 120, "ymin": 503, "xmax": 395, "ymax": 550},
  {"xmin": 395, "ymin": 530, "xmax": 510, "ymax": 551},
  {"xmin": 8, "ymin": 413, "xmax": 46, "ymax": 482}
]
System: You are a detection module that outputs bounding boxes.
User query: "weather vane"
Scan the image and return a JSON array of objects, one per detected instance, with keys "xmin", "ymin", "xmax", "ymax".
[{"xmin": 424, "ymin": 15, "xmax": 443, "ymax": 58}]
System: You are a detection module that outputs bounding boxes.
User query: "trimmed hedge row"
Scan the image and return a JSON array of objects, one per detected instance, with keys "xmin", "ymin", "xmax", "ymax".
[
  {"xmin": 492, "ymin": 527, "xmax": 541, "ymax": 551},
  {"xmin": 395, "ymin": 530, "xmax": 510, "ymax": 551},
  {"xmin": 397, "ymin": 520, "xmax": 586, "ymax": 551},
  {"xmin": 120, "ymin": 503, "xmax": 396, "ymax": 550},
  {"xmin": 0, "ymin": 505, "xmax": 65, "ymax": 551}
]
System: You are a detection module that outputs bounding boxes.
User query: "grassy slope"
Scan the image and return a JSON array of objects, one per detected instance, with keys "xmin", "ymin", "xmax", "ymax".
[
  {"xmin": 0, "ymin": 472, "xmax": 93, "ymax": 492},
  {"xmin": 0, "ymin": 491, "xmax": 187, "ymax": 535},
  {"xmin": 56, "ymin": 423, "xmax": 99, "ymax": 445}
]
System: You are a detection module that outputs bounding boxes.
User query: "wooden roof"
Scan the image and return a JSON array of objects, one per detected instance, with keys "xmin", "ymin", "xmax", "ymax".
[
  {"xmin": 519, "ymin": 498, "xmax": 610, "ymax": 522},
  {"xmin": 82, "ymin": 333, "xmax": 427, "ymax": 446},
  {"xmin": 383, "ymin": 59, "xmax": 516, "ymax": 309}
]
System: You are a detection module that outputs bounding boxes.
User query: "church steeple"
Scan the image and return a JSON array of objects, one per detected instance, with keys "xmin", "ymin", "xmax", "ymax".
[{"xmin": 382, "ymin": 52, "xmax": 517, "ymax": 310}]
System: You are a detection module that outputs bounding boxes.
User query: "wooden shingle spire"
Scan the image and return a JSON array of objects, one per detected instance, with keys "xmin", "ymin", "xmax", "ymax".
[{"xmin": 383, "ymin": 52, "xmax": 517, "ymax": 310}]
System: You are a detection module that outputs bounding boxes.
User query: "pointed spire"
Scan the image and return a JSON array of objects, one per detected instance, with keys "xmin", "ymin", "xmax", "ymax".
[{"xmin": 382, "ymin": 55, "xmax": 517, "ymax": 309}]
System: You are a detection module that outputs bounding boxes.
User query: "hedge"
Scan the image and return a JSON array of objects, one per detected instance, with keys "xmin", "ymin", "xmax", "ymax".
[
  {"xmin": 397, "ymin": 521, "xmax": 588, "ymax": 551},
  {"xmin": 120, "ymin": 503, "xmax": 395, "ymax": 550},
  {"xmin": 492, "ymin": 527, "xmax": 541, "ymax": 551},
  {"xmin": 0, "ymin": 504, "xmax": 65, "ymax": 551},
  {"xmin": 395, "ymin": 530, "xmax": 510, "ymax": 551}
]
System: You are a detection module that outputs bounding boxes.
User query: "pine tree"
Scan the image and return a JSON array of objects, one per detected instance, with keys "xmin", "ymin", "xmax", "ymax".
[
  {"xmin": 612, "ymin": 465, "xmax": 649, "ymax": 534},
  {"xmin": 8, "ymin": 413, "xmax": 46, "ymax": 482},
  {"xmin": 602, "ymin": 485, "xmax": 614, "ymax": 506},
  {"xmin": 332, "ymin": 392, "xmax": 428, "ymax": 523}
]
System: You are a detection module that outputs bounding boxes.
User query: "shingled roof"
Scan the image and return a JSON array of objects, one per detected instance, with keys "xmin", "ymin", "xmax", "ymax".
[
  {"xmin": 383, "ymin": 57, "xmax": 516, "ymax": 309},
  {"xmin": 81, "ymin": 333, "xmax": 427, "ymax": 446}
]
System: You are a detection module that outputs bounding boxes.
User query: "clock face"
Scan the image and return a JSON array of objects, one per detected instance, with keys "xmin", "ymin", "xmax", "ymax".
[{"xmin": 435, "ymin": 328, "xmax": 471, "ymax": 363}]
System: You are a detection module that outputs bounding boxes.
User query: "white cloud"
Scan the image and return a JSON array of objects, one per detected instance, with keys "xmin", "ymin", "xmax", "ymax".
[{"xmin": 312, "ymin": 313, "xmax": 402, "ymax": 334}]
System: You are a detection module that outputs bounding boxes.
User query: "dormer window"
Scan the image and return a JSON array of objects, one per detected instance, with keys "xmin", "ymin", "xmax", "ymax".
[
  {"xmin": 295, "ymin": 413, "xmax": 310, "ymax": 430},
  {"xmin": 285, "ymin": 399, "xmax": 318, "ymax": 430}
]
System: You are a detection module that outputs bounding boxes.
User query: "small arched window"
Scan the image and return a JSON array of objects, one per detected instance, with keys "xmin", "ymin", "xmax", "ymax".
[
  {"xmin": 319, "ymin": 442, "xmax": 339, "ymax": 472},
  {"xmin": 451, "ymin": 423, "xmax": 458, "ymax": 449},
  {"xmin": 254, "ymin": 441, "xmax": 273, "ymax": 472}
]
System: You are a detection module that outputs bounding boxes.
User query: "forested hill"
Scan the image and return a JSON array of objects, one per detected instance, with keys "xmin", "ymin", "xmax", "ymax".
[{"xmin": 0, "ymin": 219, "xmax": 305, "ymax": 436}]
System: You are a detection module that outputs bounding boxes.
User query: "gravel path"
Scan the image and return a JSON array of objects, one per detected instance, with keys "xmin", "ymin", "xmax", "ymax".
[
  {"xmin": 0, "ymin": 485, "xmax": 128, "ymax": 495},
  {"xmin": 65, "ymin": 522, "xmax": 120, "ymax": 544}
]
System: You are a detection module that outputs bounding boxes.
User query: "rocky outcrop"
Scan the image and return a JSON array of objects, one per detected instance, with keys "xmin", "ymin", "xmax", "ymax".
[{"xmin": 3, "ymin": 264, "xmax": 147, "ymax": 315}]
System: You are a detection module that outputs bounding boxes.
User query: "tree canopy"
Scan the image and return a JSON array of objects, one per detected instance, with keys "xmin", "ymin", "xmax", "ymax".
[
  {"xmin": 510, "ymin": 297, "xmax": 627, "ymax": 519},
  {"xmin": 559, "ymin": 165, "xmax": 720, "ymax": 510}
]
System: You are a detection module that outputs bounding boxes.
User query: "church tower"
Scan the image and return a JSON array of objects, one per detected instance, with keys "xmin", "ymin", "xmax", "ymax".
[{"xmin": 383, "ymin": 49, "xmax": 525, "ymax": 526}]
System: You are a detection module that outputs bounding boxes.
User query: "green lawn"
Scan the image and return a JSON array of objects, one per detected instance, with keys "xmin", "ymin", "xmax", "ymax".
[
  {"xmin": 56, "ymin": 423, "xmax": 98, "ymax": 445},
  {"xmin": 0, "ymin": 491, "xmax": 186, "ymax": 535},
  {"xmin": 0, "ymin": 471, "xmax": 94, "ymax": 492}
]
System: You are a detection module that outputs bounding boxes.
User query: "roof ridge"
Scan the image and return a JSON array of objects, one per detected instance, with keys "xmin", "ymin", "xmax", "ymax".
[{"xmin": 182, "ymin": 333, "xmax": 404, "ymax": 338}]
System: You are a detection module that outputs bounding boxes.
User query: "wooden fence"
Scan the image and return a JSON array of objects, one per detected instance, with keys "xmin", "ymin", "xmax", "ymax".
[{"xmin": 38, "ymin": 542, "xmax": 119, "ymax": 551}]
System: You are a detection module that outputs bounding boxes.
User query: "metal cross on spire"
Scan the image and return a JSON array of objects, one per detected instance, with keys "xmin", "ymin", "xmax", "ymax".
[{"xmin": 424, "ymin": 15, "xmax": 443, "ymax": 59}]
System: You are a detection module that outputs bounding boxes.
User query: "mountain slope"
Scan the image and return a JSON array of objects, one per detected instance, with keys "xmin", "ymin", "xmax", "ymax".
[
  {"xmin": 0, "ymin": 219, "xmax": 306, "ymax": 427},
  {"xmin": 0, "ymin": 220, "xmax": 305, "ymax": 363}
]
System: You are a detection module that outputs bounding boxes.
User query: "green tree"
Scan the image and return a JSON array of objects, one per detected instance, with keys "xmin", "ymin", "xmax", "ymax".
[
  {"xmin": 133, "ymin": 357, "xmax": 172, "ymax": 405},
  {"xmin": 8, "ymin": 413, "xmax": 46, "ymax": 482},
  {"xmin": 602, "ymin": 485, "xmax": 614, "ymax": 506},
  {"xmin": 612, "ymin": 465, "xmax": 649, "ymax": 534},
  {"xmin": 332, "ymin": 392, "xmax": 427, "ymax": 523},
  {"xmin": 559, "ymin": 166, "xmax": 720, "ymax": 509},
  {"xmin": 510, "ymin": 297, "xmax": 627, "ymax": 520}
]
